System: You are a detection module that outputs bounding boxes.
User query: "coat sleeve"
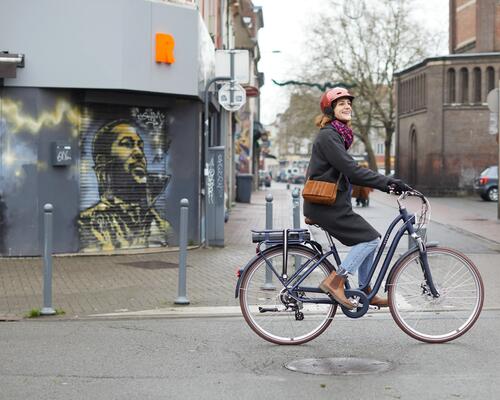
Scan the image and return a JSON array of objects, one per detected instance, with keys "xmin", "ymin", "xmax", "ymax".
[{"xmin": 316, "ymin": 128, "xmax": 391, "ymax": 191}]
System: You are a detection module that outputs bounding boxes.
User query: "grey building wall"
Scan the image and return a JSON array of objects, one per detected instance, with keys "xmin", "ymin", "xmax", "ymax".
[
  {"xmin": 0, "ymin": 88, "xmax": 81, "ymax": 255},
  {"xmin": 0, "ymin": 0, "xmax": 214, "ymax": 98}
]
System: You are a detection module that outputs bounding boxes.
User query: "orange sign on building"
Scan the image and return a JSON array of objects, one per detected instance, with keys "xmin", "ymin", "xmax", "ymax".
[{"xmin": 155, "ymin": 33, "xmax": 175, "ymax": 64}]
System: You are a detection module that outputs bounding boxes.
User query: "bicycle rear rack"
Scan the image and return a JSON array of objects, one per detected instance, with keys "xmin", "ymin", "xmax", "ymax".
[{"xmin": 251, "ymin": 228, "xmax": 311, "ymax": 280}]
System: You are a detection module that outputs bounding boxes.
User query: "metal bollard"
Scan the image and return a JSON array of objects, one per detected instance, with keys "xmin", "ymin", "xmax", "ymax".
[
  {"xmin": 41, "ymin": 204, "xmax": 56, "ymax": 315},
  {"xmin": 175, "ymin": 199, "xmax": 190, "ymax": 305},
  {"xmin": 265, "ymin": 193, "xmax": 273, "ymax": 230},
  {"xmin": 292, "ymin": 188, "xmax": 301, "ymax": 229},
  {"xmin": 262, "ymin": 193, "xmax": 275, "ymax": 290}
]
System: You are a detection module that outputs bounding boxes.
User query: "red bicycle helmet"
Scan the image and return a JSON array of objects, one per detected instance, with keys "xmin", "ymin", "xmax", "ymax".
[{"xmin": 320, "ymin": 87, "xmax": 354, "ymax": 115}]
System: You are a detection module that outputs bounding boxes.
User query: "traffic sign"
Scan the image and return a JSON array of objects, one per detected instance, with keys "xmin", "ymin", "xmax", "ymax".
[{"xmin": 218, "ymin": 82, "xmax": 246, "ymax": 111}]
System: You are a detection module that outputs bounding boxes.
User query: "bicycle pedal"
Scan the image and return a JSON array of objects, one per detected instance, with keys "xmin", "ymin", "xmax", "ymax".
[{"xmin": 368, "ymin": 305, "xmax": 380, "ymax": 310}]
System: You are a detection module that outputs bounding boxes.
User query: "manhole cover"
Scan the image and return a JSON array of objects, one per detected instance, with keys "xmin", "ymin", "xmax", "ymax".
[
  {"xmin": 120, "ymin": 261, "xmax": 185, "ymax": 270},
  {"xmin": 285, "ymin": 357, "xmax": 391, "ymax": 375}
]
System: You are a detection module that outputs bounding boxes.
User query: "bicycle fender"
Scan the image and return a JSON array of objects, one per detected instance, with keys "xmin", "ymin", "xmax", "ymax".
[
  {"xmin": 234, "ymin": 256, "xmax": 257, "ymax": 298},
  {"xmin": 384, "ymin": 241, "xmax": 439, "ymax": 292},
  {"xmin": 234, "ymin": 245, "xmax": 282, "ymax": 298}
]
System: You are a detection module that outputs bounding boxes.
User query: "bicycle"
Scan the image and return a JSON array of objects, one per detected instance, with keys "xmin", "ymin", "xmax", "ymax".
[{"xmin": 235, "ymin": 190, "xmax": 484, "ymax": 345}]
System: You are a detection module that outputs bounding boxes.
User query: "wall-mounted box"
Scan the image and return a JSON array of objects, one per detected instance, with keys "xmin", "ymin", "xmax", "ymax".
[{"xmin": 51, "ymin": 142, "xmax": 72, "ymax": 166}]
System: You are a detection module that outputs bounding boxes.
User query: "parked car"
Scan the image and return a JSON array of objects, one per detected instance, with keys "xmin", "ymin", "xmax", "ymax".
[{"xmin": 473, "ymin": 166, "xmax": 498, "ymax": 201}]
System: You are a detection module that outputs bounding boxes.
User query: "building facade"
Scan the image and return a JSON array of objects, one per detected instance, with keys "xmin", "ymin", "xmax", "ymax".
[
  {"xmin": 395, "ymin": 0, "xmax": 499, "ymax": 194},
  {"xmin": 395, "ymin": 53, "xmax": 499, "ymax": 194},
  {"xmin": 0, "ymin": 0, "xmax": 263, "ymax": 256}
]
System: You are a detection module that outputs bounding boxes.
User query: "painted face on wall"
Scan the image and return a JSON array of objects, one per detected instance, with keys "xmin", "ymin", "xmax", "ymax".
[{"xmin": 110, "ymin": 124, "xmax": 147, "ymax": 185}]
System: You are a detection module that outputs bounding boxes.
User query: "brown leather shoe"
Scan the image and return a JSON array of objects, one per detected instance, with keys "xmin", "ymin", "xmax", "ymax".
[
  {"xmin": 319, "ymin": 271, "xmax": 355, "ymax": 310},
  {"xmin": 365, "ymin": 286, "xmax": 388, "ymax": 308}
]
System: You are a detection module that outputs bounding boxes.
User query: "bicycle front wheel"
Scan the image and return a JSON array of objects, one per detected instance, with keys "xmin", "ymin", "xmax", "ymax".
[
  {"xmin": 239, "ymin": 245, "xmax": 337, "ymax": 345},
  {"xmin": 388, "ymin": 247, "xmax": 484, "ymax": 343}
]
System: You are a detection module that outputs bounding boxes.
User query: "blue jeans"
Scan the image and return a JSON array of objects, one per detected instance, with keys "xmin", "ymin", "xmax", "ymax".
[{"xmin": 340, "ymin": 238, "xmax": 380, "ymax": 287}]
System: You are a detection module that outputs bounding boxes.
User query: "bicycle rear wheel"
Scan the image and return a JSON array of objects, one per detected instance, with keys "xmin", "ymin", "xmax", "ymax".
[
  {"xmin": 239, "ymin": 245, "xmax": 337, "ymax": 345},
  {"xmin": 388, "ymin": 247, "xmax": 484, "ymax": 343}
]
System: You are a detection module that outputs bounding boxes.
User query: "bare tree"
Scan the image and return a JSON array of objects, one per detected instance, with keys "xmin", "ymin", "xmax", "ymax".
[
  {"xmin": 297, "ymin": 0, "xmax": 439, "ymax": 173},
  {"xmin": 278, "ymin": 88, "xmax": 318, "ymax": 147}
]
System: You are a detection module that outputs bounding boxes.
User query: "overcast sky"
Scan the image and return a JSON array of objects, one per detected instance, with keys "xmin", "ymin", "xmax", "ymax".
[{"xmin": 252, "ymin": 0, "xmax": 449, "ymax": 125}]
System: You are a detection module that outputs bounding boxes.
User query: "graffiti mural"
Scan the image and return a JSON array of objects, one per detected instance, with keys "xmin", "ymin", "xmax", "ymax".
[{"xmin": 79, "ymin": 108, "xmax": 171, "ymax": 252}]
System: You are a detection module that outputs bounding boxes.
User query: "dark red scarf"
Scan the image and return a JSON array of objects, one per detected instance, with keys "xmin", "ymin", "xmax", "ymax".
[{"xmin": 331, "ymin": 120, "xmax": 353, "ymax": 150}]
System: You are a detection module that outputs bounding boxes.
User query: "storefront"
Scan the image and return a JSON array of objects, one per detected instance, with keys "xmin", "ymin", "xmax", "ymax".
[{"xmin": 0, "ymin": 0, "xmax": 215, "ymax": 255}]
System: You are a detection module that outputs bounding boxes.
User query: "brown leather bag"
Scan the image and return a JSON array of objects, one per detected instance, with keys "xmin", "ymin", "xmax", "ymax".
[{"xmin": 302, "ymin": 174, "xmax": 342, "ymax": 205}]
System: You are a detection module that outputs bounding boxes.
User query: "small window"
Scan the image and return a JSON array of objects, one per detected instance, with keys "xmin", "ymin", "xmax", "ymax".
[
  {"xmin": 447, "ymin": 68, "xmax": 456, "ymax": 103},
  {"xmin": 460, "ymin": 68, "xmax": 469, "ymax": 103},
  {"xmin": 487, "ymin": 66, "xmax": 495, "ymax": 93},
  {"xmin": 473, "ymin": 67, "xmax": 481, "ymax": 103}
]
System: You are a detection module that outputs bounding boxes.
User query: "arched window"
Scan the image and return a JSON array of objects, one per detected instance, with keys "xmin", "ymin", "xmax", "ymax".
[
  {"xmin": 460, "ymin": 67, "xmax": 469, "ymax": 103},
  {"xmin": 447, "ymin": 68, "xmax": 456, "ymax": 103},
  {"xmin": 487, "ymin": 66, "xmax": 495, "ymax": 93},
  {"xmin": 409, "ymin": 79, "xmax": 413, "ymax": 111},
  {"xmin": 422, "ymin": 74, "xmax": 426, "ymax": 107},
  {"xmin": 409, "ymin": 127, "xmax": 417, "ymax": 185},
  {"xmin": 473, "ymin": 67, "xmax": 481, "ymax": 103},
  {"xmin": 416, "ymin": 76, "xmax": 420, "ymax": 108}
]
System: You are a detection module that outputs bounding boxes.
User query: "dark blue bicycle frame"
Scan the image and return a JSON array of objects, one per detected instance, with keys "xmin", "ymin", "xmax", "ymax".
[{"xmin": 255, "ymin": 205, "xmax": 439, "ymax": 305}]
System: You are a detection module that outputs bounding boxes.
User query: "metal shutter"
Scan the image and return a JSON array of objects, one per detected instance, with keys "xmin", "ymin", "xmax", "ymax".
[{"xmin": 79, "ymin": 103, "xmax": 170, "ymax": 252}]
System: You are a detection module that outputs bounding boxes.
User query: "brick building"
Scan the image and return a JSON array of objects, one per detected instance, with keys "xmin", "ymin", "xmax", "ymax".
[{"xmin": 395, "ymin": 0, "xmax": 499, "ymax": 194}]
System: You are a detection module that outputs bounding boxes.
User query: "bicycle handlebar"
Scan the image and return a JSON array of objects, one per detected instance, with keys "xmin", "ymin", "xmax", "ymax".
[{"xmin": 394, "ymin": 189, "xmax": 431, "ymax": 231}]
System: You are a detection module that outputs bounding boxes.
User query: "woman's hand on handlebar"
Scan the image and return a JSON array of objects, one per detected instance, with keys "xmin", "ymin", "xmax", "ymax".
[{"xmin": 387, "ymin": 178, "xmax": 413, "ymax": 195}]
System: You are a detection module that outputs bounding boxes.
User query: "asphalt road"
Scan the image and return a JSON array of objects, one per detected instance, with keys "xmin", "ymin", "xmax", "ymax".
[{"xmin": 0, "ymin": 312, "xmax": 498, "ymax": 400}]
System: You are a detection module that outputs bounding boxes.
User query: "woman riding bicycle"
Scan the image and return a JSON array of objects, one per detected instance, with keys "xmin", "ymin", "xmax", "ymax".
[{"xmin": 304, "ymin": 87, "xmax": 410, "ymax": 310}]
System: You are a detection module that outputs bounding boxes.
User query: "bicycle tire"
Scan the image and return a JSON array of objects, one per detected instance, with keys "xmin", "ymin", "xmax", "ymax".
[
  {"xmin": 239, "ymin": 244, "xmax": 337, "ymax": 345},
  {"xmin": 388, "ymin": 246, "xmax": 484, "ymax": 343}
]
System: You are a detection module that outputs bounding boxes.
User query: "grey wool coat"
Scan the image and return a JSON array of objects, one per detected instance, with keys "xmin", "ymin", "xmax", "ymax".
[{"xmin": 303, "ymin": 124, "xmax": 392, "ymax": 246}]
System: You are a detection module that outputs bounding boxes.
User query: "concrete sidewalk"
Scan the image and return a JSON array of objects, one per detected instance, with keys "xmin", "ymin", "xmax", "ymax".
[{"xmin": 1, "ymin": 183, "xmax": 499, "ymax": 320}]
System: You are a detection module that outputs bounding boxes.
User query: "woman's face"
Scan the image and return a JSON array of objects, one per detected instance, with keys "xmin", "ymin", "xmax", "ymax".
[
  {"xmin": 110, "ymin": 124, "xmax": 147, "ymax": 184},
  {"xmin": 333, "ymin": 98, "xmax": 352, "ymax": 122}
]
